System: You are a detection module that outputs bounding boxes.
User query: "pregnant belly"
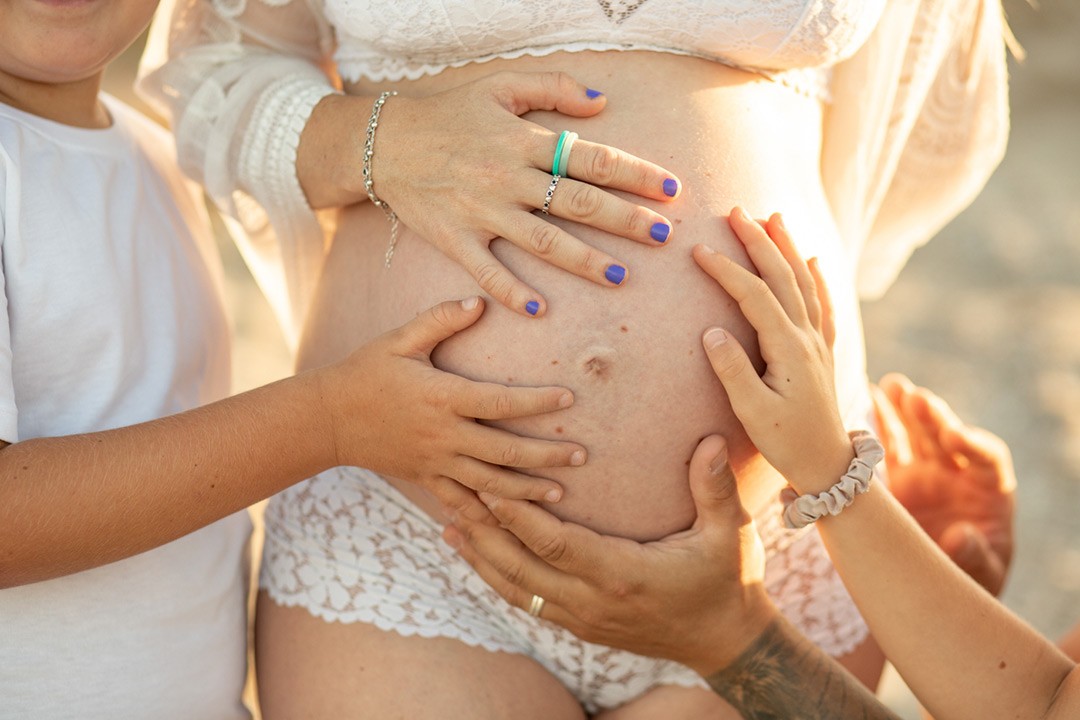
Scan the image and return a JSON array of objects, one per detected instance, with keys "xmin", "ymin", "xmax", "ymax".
[{"xmin": 299, "ymin": 52, "xmax": 868, "ymax": 541}]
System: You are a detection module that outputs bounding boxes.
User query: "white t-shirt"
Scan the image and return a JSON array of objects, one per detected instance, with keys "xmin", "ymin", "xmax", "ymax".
[{"xmin": 0, "ymin": 96, "xmax": 252, "ymax": 720}]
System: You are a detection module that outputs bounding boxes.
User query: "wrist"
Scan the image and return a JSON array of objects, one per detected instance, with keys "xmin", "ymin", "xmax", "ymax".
[
  {"xmin": 685, "ymin": 586, "xmax": 780, "ymax": 677},
  {"xmin": 304, "ymin": 365, "xmax": 345, "ymax": 469},
  {"xmin": 296, "ymin": 94, "xmax": 372, "ymax": 209},
  {"xmin": 788, "ymin": 433, "xmax": 856, "ymax": 496}
]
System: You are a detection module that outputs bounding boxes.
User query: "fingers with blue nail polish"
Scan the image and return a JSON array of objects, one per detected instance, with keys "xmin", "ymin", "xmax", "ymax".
[
  {"xmin": 651, "ymin": 222, "xmax": 671, "ymax": 243},
  {"xmin": 605, "ymin": 265, "xmax": 627, "ymax": 285},
  {"xmin": 525, "ymin": 300, "xmax": 541, "ymax": 316}
]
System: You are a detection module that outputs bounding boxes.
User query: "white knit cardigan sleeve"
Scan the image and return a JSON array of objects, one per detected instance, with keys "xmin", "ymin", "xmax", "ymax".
[{"xmin": 137, "ymin": 0, "xmax": 340, "ymax": 347}]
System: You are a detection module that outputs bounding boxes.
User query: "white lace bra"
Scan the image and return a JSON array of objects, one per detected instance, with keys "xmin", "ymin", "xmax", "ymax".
[{"xmin": 328, "ymin": 0, "xmax": 887, "ymax": 94}]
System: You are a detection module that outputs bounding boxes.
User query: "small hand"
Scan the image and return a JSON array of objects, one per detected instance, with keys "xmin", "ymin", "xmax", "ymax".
[
  {"xmin": 444, "ymin": 435, "xmax": 777, "ymax": 674},
  {"xmin": 374, "ymin": 72, "xmax": 681, "ymax": 316},
  {"xmin": 324, "ymin": 297, "xmax": 585, "ymax": 521},
  {"xmin": 873, "ymin": 373, "xmax": 1016, "ymax": 596},
  {"xmin": 693, "ymin": 209, "xmax": 854, "ymax": 494}
]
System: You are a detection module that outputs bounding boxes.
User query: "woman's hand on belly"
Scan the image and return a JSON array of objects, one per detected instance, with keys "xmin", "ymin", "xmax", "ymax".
[
  {"xmin": 348, "ymin": 71, "xmax": 681, "ymax": 317},
  {"xmin": 316, "ymin": 297, "xmax": 588, "ymax": 517}
]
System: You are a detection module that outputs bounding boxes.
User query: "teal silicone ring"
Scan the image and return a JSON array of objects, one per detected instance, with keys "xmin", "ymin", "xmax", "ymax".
[{"xmin": 551, "ymin": 130, "xmax": 570, "ymax": 176}]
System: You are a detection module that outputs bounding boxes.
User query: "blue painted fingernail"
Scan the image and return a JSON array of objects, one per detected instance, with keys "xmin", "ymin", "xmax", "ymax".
[
  {"xmin": 605, "ymin": 264, "xmax": 627, "ymax": 285},
  {"xmin": 525, "ymin": 300, "xmax": 540, "ymax": 316},
  {"xmin": 663, "ymin": 178, "xmax": 678, "ymax": 197},
  {"xmin": 586, "ymin": 88, "xmax": 603, "ymax": 99},
  {"xmin": 650, "ymin": 222, "xmax": 671, "ymax": 243}
]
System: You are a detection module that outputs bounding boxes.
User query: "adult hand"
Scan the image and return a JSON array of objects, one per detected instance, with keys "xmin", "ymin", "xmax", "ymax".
[
  {"xmin": 333, "ymin": 72, "xmax": 681, "ymax": 317},
  {"xmin": 321, "ymin": 296, "xmax": 583, "ymax": 522},
  {"xmin": 872, "ymin": 373, "xmax": 1016, "ymax": 596},
  {"xmin": 444, "ymin": 435, "xmax": 778, "ymax": 675}
]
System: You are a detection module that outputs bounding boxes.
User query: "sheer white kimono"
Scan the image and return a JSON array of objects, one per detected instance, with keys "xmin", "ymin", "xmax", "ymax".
[{"xmin": 137, "ymin": 0, "xmax": 1010, "ymax": 348}]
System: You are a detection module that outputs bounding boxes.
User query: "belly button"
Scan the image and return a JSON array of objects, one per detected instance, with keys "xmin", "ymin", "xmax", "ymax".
[{"xmin": 578, "ymin": 346, "xmax": 617, "ymax": 380}]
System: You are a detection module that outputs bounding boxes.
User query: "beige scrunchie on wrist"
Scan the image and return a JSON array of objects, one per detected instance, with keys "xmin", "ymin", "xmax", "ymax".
[{"xmin": 781, "ymin": 431, "xmax": 885, "ymax": 530}]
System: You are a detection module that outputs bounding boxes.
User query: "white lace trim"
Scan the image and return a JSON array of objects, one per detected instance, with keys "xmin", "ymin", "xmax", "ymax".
[{"xmin": 337, "ymin": 42, "xmax": 832, "ymax": 101}]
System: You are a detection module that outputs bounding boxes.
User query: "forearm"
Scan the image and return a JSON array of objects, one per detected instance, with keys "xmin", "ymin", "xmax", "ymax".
[
  {"xmin": 703, "ymin": 616, "xmax": 899, "ymax": 719},
  {"xmin": 0, "ymin": 369, "xmax": 334, "ymax": 588},
  {"xmin": 816, "ymin": 486, "xmax": 1073, "ymax": 719}
]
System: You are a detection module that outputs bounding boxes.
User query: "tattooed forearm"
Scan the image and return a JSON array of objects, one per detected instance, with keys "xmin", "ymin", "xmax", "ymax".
[{"xmin": 704, "ymin": 618, "xmax": 900, "ymax": 719}]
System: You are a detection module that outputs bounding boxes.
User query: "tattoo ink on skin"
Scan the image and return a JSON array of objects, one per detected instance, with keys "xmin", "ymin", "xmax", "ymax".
[{"xmin": 704, "ymin": 619, "xmax": 901, "ymax": 720}]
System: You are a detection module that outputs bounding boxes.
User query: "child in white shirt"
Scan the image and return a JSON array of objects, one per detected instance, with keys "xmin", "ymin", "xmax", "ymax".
[{"xmin": 0, "ymin": 3, "xmax": 580, "ymax": 718}]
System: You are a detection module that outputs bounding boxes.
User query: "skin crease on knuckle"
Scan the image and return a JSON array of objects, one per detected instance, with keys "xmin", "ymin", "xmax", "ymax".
[
  {"xmin": 533, "ymin": 533, "xmax": 570, "ymax": 564},
  {"xmin": 472, "ymin": 262, "xmax": 515, "ymax": 303},
  {"xmin": 715, "ymin": 353, "xmax": 748, "ymax": 384},
  {"xmin": 587, "ymin": 145, "xmax": 620, "ymax": 186},
  {"xmin": 422, "ymin": 376, "xmax": 455, "ymax": 411},
  {"xmin": 472, "ymin": 473, "xmax": 501, "ymax": 496},
  {"xmin": 491, "ymin": 390, "xmax": 516, "ymax": 419},
  {"xmin": 623, "ymin": 205, "xmax": 644, "ymax": 237},
  {"xmin": 499, "ymin": 557, "xmax": 529, "ymax": 590},
  {"xmin": 539, "ymin": 71, "xmax": 566, "ymax": 101},
  {"xmin": 748, "ymin": 275, "xmax": 773, "ymax": 302},
  {"xmin": 428, "ymin": 303, "xmax": 456, "ymax": 332},
  {"xmin": 576, "ymin": 248, "xmax": 601, "ymax": 277},
  {"xmin": 528, "ymin": 222, "xmax": 561, "ymax": 256},
  {"xmin": 566, "ymin": 183, "xmax": 604, "ymax": 220},
  {"xmin": 632, "ymin": 161, "xmax": 655, "ymax": 194},
  {"xmin": 499, "ymin": 443, "xmax": 523, "ymax": 467}
]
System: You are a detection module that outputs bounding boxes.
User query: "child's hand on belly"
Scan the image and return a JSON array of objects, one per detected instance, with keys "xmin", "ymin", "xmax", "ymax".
[{"xmin": 316, "ymin": 296, "xmax": 588, "ymax": 520}]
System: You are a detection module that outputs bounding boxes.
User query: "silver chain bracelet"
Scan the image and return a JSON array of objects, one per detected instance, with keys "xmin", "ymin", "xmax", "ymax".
[{"xmin": 361, "ymin": 90, "xmax": 400, "ymax": 267}]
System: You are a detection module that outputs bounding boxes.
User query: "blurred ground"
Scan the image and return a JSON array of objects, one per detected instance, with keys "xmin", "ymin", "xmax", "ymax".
[{"xmin": 103, "ymin": 1, "xmax": 1078, "ymax": 715}]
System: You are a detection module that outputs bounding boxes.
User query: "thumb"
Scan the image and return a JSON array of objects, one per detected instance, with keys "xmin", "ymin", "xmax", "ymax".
[
  {"xmin": 398, "ymin": 297, "xmax": 485, "ymax": 358},
  {"xmin": 701, "ymin": 327, "xmax": 762, "ymax": 414},
  {"xmin": 487, "ymin": 71, "xmax": 607, "ymax": 117},
  {"xmin": 688, "ymin": 435, "xmax": 749, "ymax": 528}
]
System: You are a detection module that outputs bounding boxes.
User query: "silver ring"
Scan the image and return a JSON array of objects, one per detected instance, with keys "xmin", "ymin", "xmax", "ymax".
[
  {"xmin": 527, "ymin": 594, "xmax": 546, "ymax": 617},
  {"xmin": 541, "ymin": 174, "xmax": 561, "ymax": 215}
]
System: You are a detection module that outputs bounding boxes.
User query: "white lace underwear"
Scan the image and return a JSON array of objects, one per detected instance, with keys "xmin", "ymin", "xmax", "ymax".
[{"xmin": 260, "ymin": 466, "xmax": 870, "ymax": 712}]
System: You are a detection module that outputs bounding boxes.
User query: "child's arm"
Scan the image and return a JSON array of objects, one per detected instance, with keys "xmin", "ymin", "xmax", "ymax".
[
  {"xmin": 0, "ymin": 297, "xmax": 582, "ymax": 589},
  {"xmin": 695, "ymin": 209, "xmax": 1075, "ymax": 720}
]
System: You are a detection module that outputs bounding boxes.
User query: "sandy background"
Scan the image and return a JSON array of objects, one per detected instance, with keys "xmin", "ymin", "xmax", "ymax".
[{"xmin": 103, "ymin": 1, "xmax": 1078, "ymax": 715}]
